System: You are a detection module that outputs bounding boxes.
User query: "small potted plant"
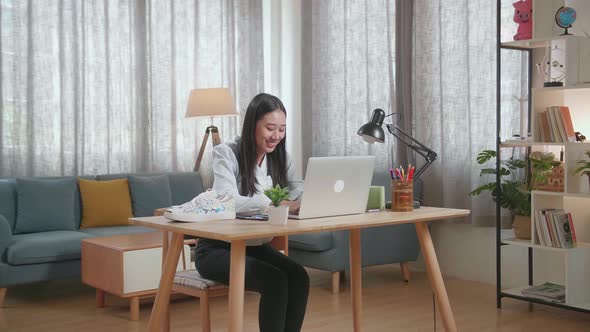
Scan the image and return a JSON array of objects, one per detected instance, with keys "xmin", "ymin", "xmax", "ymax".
[
  {"xmin": 264, "ymin": 185, "xmax": 290, "ymax": 225},
  {"xmin": 529, "ymin": 151, "xmax": 563, "ymax": 192},
  {"xmin": 573, "ymin": 149, "xmax": 590, "ymax": 191}
]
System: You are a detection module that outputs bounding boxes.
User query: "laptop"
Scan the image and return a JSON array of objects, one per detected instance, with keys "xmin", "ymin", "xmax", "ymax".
[{"xmin": 290, "ymin": 156, "xmax": 375, "ymax": 219}]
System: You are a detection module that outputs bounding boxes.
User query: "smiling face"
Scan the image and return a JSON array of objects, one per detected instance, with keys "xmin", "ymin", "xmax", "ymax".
[{"xmin": 255, "ymin": 109, "xmax": 286, "ymax": 155}]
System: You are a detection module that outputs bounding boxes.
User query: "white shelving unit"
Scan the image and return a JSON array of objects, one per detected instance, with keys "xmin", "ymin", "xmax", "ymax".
[{"xmin": 497, "ymin": 0, "xmax": 590, "ymax": 314}]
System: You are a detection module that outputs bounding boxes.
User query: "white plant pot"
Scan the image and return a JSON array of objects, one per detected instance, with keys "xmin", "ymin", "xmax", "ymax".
[{"xmin": 268, "ymin": 206, "xmax": 289, "ymax": 226}]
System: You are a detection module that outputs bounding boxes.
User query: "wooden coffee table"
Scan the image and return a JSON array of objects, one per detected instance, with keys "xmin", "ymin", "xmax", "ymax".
[{"xmin": 81, "ymin": 231, "xmax": 192, "ymax": 320}]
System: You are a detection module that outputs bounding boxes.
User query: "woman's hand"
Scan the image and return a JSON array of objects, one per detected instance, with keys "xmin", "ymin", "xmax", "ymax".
[{"xmin": 279, "ymin": 200, "xmax": 301, "ymax": 214}]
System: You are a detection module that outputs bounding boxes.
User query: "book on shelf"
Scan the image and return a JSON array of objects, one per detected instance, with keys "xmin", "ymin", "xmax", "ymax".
[
  {"xmin": 567, "ymin": 212, "xmax": 577, "ymax": 247},
  {"xmin": 559, "ymin": 106, "xmax": 576, "ymax": 143},
  {"xmin": 521, "ymin": 282, "xmax": 565, "ymax": 303},
  {"xmin": 535, "ymin": 106, "xmax": 576, "ymax": 143},
  {"xmin": 551, "ymin": 107, "xmax": 568, "ymax": 143},
  {"xmin": 534, "ymin": 209, "xmax": 577, "ymax": 248}
]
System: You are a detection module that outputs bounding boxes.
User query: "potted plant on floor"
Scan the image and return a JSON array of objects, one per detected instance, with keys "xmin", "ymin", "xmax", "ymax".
[
  {"xmin": 264, "ymin": 185, "xmax": 290, "ymax": 225},
  {"xmin": 573, "ymin": 149, "xmax": 590, "ymax": 191},
  {"xmin": 470, "ymin": 150, "xmax": 531, "ymax": 239}
]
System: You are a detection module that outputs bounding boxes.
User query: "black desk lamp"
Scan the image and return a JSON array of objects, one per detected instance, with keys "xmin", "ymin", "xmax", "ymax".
[{"xmin": 357, "ymin": 108, "xmax": 438, "ymax": 207}]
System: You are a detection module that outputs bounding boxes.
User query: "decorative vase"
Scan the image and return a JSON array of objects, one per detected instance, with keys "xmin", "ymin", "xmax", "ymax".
[
  {"xmin": 268, "ymin": 206, "xmax": 289, "ymax": 225},
  {"xmin": 513, "ymin": 214, "xmax": 531, "ymax": 240}
]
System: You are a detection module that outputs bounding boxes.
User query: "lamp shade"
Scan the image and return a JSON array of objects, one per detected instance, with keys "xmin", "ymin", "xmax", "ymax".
[
  {"xmin": 357, "ymin": 108, "xmax": 386, "ymax": 143},
  {"xmin": 185, "ymin": 88, "xmax": 238, "ymax": 118}
]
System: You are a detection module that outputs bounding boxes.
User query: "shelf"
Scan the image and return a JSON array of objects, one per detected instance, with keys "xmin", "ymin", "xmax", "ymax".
[
  {"xmin": 533, "ymin": 83, "xmax": 590, "ymax": 92},
  {"xmin": 500, "ymin": 35, "xmax": 589, "ymax": 50},
  {"xmin": 502, "ymin": 238, "xmax": 590, "ymax": 252},
  {"xmin": 531, "ymin": 190, "xmax": 590, "ymax": 199},
  {"xmin": 502, "ymin": 286, "xmax": 590, "ymax": 311},
  {"xmin": 499, "ymin": 141, "xmax": 565, "ymax": 147}
]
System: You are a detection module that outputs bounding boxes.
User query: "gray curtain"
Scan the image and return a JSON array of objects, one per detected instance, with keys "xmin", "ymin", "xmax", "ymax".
[
  {"xmin": 0, "ymin": 0, "xmax": 263, "ymax": 183},
  {"xmin": 413, "ymin": 0, "xmax": 526, "ymax": 226},
  {"xmin": 395, "ymin": 0, "xmax": 415, "ymax": 195},
  {"xmin": 301, "ymin": 0, "xmax": 398, "ymax": 181}
]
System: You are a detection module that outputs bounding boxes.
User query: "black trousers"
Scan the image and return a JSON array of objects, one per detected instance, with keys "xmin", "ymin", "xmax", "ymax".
[{"xmin": 195, "ymin": 239, "xmax": 310, "ymax": 332}]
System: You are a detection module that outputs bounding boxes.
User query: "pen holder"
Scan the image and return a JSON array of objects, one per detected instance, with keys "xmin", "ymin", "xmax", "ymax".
[{"xmin": 391, "ymin": 180, "xmax": 413, "ymax": 212}]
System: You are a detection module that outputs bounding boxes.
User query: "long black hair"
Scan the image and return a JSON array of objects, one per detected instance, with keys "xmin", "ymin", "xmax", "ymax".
[{"xmin": 238, "ymin": 93, "xmax": 288, "ymax": 197}]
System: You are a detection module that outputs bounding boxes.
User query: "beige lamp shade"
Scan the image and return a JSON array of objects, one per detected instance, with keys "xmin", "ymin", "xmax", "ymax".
[{"xmin": 185, "ymin": 88, "xmax": 238, "ymax": 118}]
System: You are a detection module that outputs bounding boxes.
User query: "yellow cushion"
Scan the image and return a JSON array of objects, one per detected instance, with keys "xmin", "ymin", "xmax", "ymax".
[{"xmin": 78, "ymin": 178, "xmax": 133, "ymax": 228}]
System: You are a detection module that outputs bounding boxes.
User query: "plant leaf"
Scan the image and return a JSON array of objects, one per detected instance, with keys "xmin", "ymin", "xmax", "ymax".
[
  {"xmin": 470, "ymin": 183, "xmax": 495, "ymax": 196},
  {"xmin": 476, "ymin": 150, "xmax": 496, "ymax": 164}
]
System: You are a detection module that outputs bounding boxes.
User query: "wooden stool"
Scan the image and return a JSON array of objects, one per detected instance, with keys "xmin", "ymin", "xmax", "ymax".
[{"xmin": 172, "ymin": 269, "xmax": 229, "ymax": 332}]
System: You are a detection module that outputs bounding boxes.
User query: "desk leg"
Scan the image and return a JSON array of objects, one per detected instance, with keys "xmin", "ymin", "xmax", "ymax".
[
  {"xmin": 228, "ymin": 240, "xmax": 246, "ymax": 332},
  {"xmin": 162, "ymin": 232, "xmax": 170, "ymax": 332},
  {"xmin": 415, "ymin": 222, "xmax": 457, "ymax": 332},
  {"xmin": 147, "ymin": 232, "xmax": 183, "ymax": 332},
  {"xmin": 349, "ymin": 228, "xmax": 362, "ymax": 332}
]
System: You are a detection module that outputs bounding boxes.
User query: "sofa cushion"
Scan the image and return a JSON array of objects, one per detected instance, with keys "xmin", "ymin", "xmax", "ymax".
[
  {"xmin": 0, "ymin": 179, "xmax": 17, "ymax": 230},
  {"xmin": 95, "ymin": 172, "xmax": 204, "ymax": 205},
  {"xmin": 14, "ymin": 177, "xmax": 78, "ymax": 234},
  {"xmin": 78, "ymin": 178, "xmax": 133, "ymax": 228},
  {"xmin": 6, "ymin": 231, "xmax": 93, "ymax": 265},
  {"xmin": 288, "ymin": 233, "xmax": 333, "ymax": 252},
  {"xmin": 79, "ymin": 225, "xmax": 156, "ymax": 237},
  {"xmin": 128, "ymin": 175, "xmax": 172, "ymax": 217},
  {"xmin": 167, "ymin": 172, "xmax": 204, "ymax": 205}
]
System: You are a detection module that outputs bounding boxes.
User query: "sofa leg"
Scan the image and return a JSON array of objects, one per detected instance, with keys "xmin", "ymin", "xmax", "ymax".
[
  {"xmin": 0, "ymin": 288, "xmax": 6, "ymax": 307},
  {"xmin": 400, "ymin": 262, "xmax": 411, "ymax": 282},
  {"xmin": 331, "ymin": 272, "xmax": 340, "ymax": 293}
]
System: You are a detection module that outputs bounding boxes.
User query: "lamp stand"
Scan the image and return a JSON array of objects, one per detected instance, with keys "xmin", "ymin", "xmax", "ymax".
[{"xmin": 194, "ymin": 125, "xmax": 221, "ymax": 172}]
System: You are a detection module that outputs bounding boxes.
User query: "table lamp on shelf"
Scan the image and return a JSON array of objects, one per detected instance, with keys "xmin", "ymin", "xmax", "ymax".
[
  {"xmin": 186, "ymin": 88, "xmax": 238, "ymax": 172},
  {"xmin": 357, "ymin": 108, "xmax": 438, "ymax": 208}
]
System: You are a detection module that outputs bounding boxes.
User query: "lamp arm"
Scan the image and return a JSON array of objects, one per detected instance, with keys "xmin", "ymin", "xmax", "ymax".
[{"xmin": 386, "ymin": 124, "xmax": 438, "ymax": 179}]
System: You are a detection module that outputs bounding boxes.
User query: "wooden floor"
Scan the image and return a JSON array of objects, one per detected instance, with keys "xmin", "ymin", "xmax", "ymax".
[{"xmin": 2, "ymin": 265, "xmax": 589, "ymax": 331}]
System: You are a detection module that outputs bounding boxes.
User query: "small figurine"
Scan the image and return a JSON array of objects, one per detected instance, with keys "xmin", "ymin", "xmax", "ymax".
[{"xmin": 513, "ymin": 0, "xmax": 533, "ymax": 40}]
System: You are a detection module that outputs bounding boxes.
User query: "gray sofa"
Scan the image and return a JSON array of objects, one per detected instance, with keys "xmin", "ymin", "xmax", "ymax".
[
  {"xmin": 288, "ymin": 172, "xmax": 420, "ymax": 292},
  {"xmin": 0, "ymin": 172, "xmax": 204, "ymax": 306}
]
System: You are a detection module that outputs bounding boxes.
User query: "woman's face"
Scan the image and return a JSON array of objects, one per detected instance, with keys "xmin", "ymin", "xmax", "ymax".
[{"xmin": 255, "ymin": 109, "xmax": 286, "ymax": 155}]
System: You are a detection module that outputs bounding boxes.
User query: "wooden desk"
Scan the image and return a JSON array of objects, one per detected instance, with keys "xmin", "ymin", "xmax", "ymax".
[{"xmin": 130, "ymin": 207, "xmax": 469, "ymax": 332}]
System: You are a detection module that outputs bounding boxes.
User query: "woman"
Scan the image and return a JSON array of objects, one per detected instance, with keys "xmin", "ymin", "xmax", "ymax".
[{"xmin": 195, "ymin": 93, "xmax": 309, "ymax": 332}]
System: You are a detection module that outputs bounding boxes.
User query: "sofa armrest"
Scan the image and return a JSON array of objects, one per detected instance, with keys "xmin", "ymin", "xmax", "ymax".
[{"xmin": 0, "ymin": 214, "xmax": 13, "ymax": 260}]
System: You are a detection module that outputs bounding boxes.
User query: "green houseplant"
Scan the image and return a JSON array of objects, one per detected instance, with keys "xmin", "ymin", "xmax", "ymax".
[
  {"xmin": 470, "ymin": 150, "xmax": 564, "ymax": 239},
  {"xmin": 470, "ymin": 150, "xmax": 531, "ymax": 238},
  {"xmin": 573, "ymin": 149, "xmax": 590, "ymax": 191},
  {"xmin": 264, "ymin": 185, "xmax": 290, "ymax": 225},
  {"xmin": 470, "ymin": 150, "xmax": 531, "ymax": 215}
]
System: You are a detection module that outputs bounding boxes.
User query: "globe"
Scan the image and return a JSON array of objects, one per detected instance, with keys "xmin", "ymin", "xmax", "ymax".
[{"xmin": 555, "ymin": 6, "xmax": 577, "ymax": 31}]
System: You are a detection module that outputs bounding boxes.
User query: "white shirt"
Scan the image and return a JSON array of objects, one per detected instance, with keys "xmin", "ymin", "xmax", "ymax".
[{"xmin": 212, "ymin": 137, "xmax": 304, "ymax": 245}]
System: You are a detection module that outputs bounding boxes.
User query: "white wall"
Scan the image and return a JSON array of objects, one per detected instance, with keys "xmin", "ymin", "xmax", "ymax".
[
  {"xmin": 422, "ymin": 224, "xmax": 529, "ymax": 288},
  {"xmin": 411, "ymin": 223, "xmax": 569, "ymax": 289}
]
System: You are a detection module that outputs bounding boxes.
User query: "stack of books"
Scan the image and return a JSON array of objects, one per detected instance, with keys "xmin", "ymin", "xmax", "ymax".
[
  {"xmin": 521, "ymin": 282, "xmax": 566, "ymax": 303},
  {"xmin": 536, "ymin": 106, "xmax": 576, "ymax": 143},
  {"xmin": 534, "ymin": 209, "xmax": 577, "ymax": 248}
]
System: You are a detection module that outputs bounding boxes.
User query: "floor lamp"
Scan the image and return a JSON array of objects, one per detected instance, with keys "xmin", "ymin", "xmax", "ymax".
[{"xmin": 186, "ymin": 88, "xmax": 238, "ymax": 172}]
